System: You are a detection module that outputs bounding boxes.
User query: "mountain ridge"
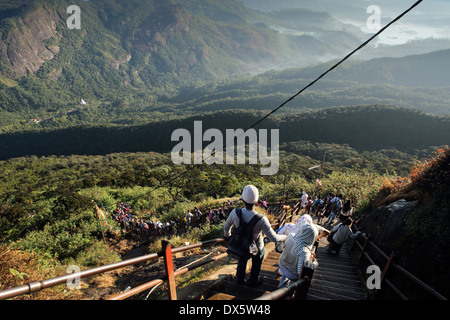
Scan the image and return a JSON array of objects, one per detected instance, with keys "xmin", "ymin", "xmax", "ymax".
[{"xmin": 1, "ymin": 105, "xmax": 448, "ymax": 160}]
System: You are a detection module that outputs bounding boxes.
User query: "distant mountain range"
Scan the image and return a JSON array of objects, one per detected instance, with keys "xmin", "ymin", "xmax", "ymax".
[
  {"xmin": 0, "ymin": 0, "xmax": 363, "ymax": 80},
  {"xmin": 0, "ymin": 0, "xmax": 449, "ymax": 149},
  {"xmin": 0, "ymin": 0, "xmax": 374, "ymax": 117},
  {"xmin": 0, "ymin": 0, "xmax": 448, "ymax": 116}
]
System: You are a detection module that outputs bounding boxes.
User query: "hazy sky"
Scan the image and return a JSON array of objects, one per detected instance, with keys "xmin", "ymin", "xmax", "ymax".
[
  {"xmin": 241, "ymin": 0, "xmax": 450, "ymax": 45},
  {"xmin": 359, "ymin": 0, "xmax": 450, "ymax": 45}
]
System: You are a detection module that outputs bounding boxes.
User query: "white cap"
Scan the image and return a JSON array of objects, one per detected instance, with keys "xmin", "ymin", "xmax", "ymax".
[{"xmin": 241, "ymin": 185, "xmax": 259, "ymax": 204}]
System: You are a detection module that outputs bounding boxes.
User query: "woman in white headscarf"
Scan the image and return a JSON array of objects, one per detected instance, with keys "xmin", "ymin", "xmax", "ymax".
[
  {"xmin": 277, "ymin": 214, "xmax": 329, "ymax": 287},
  {"xmin": 277, "ymin": 213, "xmax": 313, "ymax": 236}
]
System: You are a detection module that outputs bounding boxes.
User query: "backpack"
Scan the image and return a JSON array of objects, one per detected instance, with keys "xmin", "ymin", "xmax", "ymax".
[
  {"xmin": 329, "ymin": 199, "xmax": 341, "ymax": 213},
  {"xmin": 227, "ymin": 208, "xmax": 262, "ymax": 260}
]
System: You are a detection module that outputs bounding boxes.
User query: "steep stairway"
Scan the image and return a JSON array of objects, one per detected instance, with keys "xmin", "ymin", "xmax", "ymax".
[
  {"xmin": 203, "ymin": 230, "xmax": 367, "ymax": 300},
  {"xmin": 306, "ymin": 242, "xmax": 367, "ymax": 300},
  {"xmin": 206, "ymin": 246, "xmax": 282, "ymax": 300}
]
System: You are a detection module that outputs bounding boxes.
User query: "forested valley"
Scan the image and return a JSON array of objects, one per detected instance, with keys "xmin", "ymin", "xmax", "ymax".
[{"xmin": 0, "ymin": 0, "xmax": 449, "ymax": 300}]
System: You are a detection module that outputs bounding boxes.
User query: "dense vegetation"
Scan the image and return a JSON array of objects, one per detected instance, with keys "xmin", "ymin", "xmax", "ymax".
[
  {"xmin": 358, "ymin": 147, "xmax": 450, "ymax": 298},
  {"xmin": 0, "ymin": 0, "xmax": 449, "ymax": 300},
  {"xmin": 1, "ymin": 57, "xmax": 450, "ymax": 134},
  {"xmin": 0, "ymin": 0, "xmax": 449, "ymax": 137},
  {"xmin": 0, "ymin": 139, "xmax": 438, "ymax": 265},
  {"xmin": 1, "ymin": 106, "xmax": 448, "ymax": 160}
]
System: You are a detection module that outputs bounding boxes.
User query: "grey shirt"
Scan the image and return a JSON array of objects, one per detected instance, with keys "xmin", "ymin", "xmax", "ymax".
[
  {"xmin": 224, "ymin": 208, "xmax": 287, "ymax": 251},
  {"xmin": 331, "ymin": 223, "xmax": 361, "ymax": 244}
]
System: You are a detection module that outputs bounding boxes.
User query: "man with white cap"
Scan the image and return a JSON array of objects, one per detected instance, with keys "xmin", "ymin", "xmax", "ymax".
[{"xmin": 224, "ymin": 185, "xmax": 287, "ymax": 287}]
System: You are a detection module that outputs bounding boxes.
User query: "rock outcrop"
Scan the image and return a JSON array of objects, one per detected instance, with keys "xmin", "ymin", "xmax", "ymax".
[
  {"xmin": 2, "ymin": 8, "xmax": 61, "ymax": 76},
  {"xmin": 358, "ymin": 148, "xmax": 450, "ymax": 299},
  {"xmin": 359, "ymin": 199, "xmax": 419, "ymax": 255}
]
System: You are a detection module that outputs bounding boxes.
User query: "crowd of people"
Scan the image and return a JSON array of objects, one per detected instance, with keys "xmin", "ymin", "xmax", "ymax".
[
  {"xmin": 106, "ymin": 186, "xmax": 361, "ymax": 290},
  {"xmin": 111, "ymin": 202, "xmax": 177, "ymax": 240},
  {"xmin": 296, "ymin": 191, "xmax": 355, "ymax": 226},
  {"xmin": 109, "ymin": 199, "xmax": 244, "ymax": 242},
  {"xmin": 222, "ymin": 186, "xmax": 362, "ymax": 289}
]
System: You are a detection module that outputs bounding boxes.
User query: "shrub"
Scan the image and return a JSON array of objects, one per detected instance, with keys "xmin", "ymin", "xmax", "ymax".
[
  {"xmin": 13, "ymin": 211, "xmax": 106, "ymax": 264},
  {"xmin": 375, "ymin": 146, "xmax": 449, "ymax": 206}
]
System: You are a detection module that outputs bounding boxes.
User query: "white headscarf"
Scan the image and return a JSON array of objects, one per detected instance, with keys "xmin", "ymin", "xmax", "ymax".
[
  {"xmin": 294, "ymin": 215, "xmax": 317, "ymax": 253},
  {"xmin": 296, "ymin": 214, "xmax": 313, "ymax": 230},
  {"xmin": 277, "ymin": 214, "xmax": 313, "ymax": 236}
]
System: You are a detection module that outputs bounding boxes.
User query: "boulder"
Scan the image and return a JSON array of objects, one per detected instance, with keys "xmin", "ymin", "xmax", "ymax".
[{"xmin": 359, "ymin": 199, "xmax": 419, "ymax": 254}]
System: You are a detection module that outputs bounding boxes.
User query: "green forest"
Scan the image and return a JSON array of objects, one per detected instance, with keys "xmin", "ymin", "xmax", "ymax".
[
  {"xmin": 1, "ymin": 105, "xmax": 449, "ymax": 160},
  {"xmin": 0, "ymin": 0, "xmax": 449, "ymax": 300},
  {"xmin": 0, "ymin": 149, "xmax": 392, "ymax": 263}
]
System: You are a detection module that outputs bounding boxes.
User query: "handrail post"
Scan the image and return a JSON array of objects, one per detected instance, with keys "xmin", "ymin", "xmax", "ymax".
[
  {"xmin": 358, "ymin": 234, "xmax": 370, "ymax": 263},
  {"xmin": 381, "ymin": 251, "xmax": 395, "ymax": 283},
  {"xmin": 162, "ymin": 240, "xmax": 177, "ymax": 300}
]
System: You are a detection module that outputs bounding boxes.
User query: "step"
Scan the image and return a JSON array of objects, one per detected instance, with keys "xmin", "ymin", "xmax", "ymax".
[
  {"xmin": 207, "ymin": 291, "xmax": 237, "ymax": 300},
  {"xmin": 306, "ymin": 292, "xmax": 331, "ymax": 300},
  {"xmin": 316, "ymin": 255, "xmax": 356, "ymax": 266},
  {"xmin": 257, "ymin": 276, "xmax": 281, "ymax": 292},
  {"xmin": 259, "ymin": 269, "xmax": 281, "ymax": 281},
  {"xmin": 311, "ymin": 279, "xmax": 366, "ymax": 299},
  {"xmin": 214, "ymin": 280, "xmax": 269, "ymax": 300},
  {"xmin": 312, "ymin": 272, "xmax": 363, "ymax": 287},
  {"xmin": 317, "ymin": 255, "xmax": 354, "ymax": 264},
  {"xmin": 306, "ymin": 286, "xmax": 360, "ymax": 300},
  {"xmin": 316, "ymin": 258, "xmax": 358, "ymax": 269},
  {"xmin": 316, "ymin": 250, "xmax": 355, "ymax": 261},
  {"xmin": 314, "ymin": 267, "xmax": 362, "ymax": 281},
  {"xmin": 316, "ymin": 261, "xmax": 359, "ymax": 272},
  {"xmin": 261, "ymin": 263, "xmax": 279, "ymax": 273},
  {"xmin": 317, "ymin": 250, "xmax": 354, "ymax": 261}
]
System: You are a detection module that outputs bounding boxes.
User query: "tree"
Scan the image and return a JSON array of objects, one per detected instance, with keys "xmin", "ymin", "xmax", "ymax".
[{"xmin": 52, "ymin": 188, "xmax": 92, "ymax": 220}]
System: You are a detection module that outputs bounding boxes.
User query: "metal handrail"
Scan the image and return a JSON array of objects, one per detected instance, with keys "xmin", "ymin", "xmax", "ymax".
[
  {"xmin": 0, "ymin": 238, "xmax": 225, "ymax": 300},
  {"xmin": 351, "ymin": 230, "xmax": 447, "ymax": 300},
  {"xmin": 110, "ymin": 251, "xmax": 229, "ymax": 300},
  {"xmin": 255, "ymin": 279, "xmax": 307, "ymax": 300}
]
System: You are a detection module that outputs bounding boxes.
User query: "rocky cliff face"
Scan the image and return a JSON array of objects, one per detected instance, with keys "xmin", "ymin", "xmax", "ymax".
[
  {"xmin": 358, "ymin": 148, "xmax": 450, "ymax": 299},
  {"xmin": 359, "ymin": 198, "xmax": 450, "ymax": 299},
  {"xmin": 359, "ymin": 199, "xmax": 419, "ymax": 255},
  {"xmin": 2, "ymin": 7, "xmax": 61, "ymax": 76},
  {"xmin": 0, "ymin": 0, "xmax": 294, "ymax": 82}
]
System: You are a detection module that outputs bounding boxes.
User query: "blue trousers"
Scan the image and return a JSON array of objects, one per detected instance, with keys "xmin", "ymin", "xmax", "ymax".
[{"xmin": 325, "ymin": 211, "xmax": 336, "ymax": 224}]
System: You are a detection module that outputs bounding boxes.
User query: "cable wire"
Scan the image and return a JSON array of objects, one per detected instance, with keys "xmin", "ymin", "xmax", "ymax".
[
  {"xmin": 143, "ymin": 0, "xmax": 424, "ymax": 194},
  {"xmin": 245, "ymin": 0, "xmax": 423, "ymax": 131}
]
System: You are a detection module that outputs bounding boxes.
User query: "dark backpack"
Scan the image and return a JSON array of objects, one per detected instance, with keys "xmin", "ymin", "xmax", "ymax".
[{"xmin": 227, "ymin": 208, "xmax": 262, "ymax": 260}]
